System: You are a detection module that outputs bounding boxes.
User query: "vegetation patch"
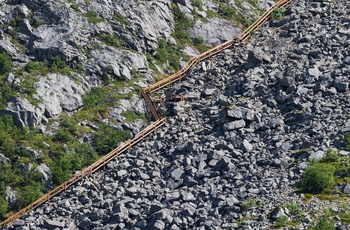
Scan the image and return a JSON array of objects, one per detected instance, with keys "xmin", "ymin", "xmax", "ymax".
[
  {"xmin": 93, "ymin": 124, "xmax": 130, "ymax": 154},
  {"xmin": 121, "ymin": 110, "xmax": 148, "ymax": 123},
  {"xmin": 270, "ymin": 7, "xmax": 284, "ymax": 20},
  {"xmin": 300, "ymin": 162, "xmax": 335, "ymax": 193},
  {"xmin": 98, "ymin": 33, "xmax": 124, "ymax": 48},
  {"xmin": 113, "ymin": 12, "xmax": 131, "ymax": 26},
  {"xmin": 24, "ymin": 55, "xmax": 73, "ymax": 76},
  {"xmin": 74, "ymin": 86, "xmax": 119, "ymax": 121},
  {"xmin": 0, "ymin": 52, "xmax": 13, "ymax": 76},
  {"xmin": 153, "ymin": 39, "xmax": 184, "ymax": 70},
  {"xmin": 191, "ymin": 0, "xmax": 203, "ymax": 11},
  {"xmin": 83, "ymin": 11, "xmax": 104, "ymax": 23}
]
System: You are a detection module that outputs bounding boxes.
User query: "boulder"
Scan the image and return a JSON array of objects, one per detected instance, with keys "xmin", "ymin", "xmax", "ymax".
[
  {"xmin": 36, "ymin": 74, "xmax": 86, "ymax": 115},
  {"xmin": 223, "ymin": 120, "xmax": 246, "ymax": 131},
  {"xmin": 248, "ymin": 47, "xmax": 272, "ymax": 64},
  {"xmin": 42, "ymin": 219, "xmax": 65, "ymax": 229},
  {"xmin": 34, "ymin": 164, "xmax": 52, "ymax": 188},
  {"xmin": 3, "ymin": 97, "xmax": 42, "ymax": 128},
  {"xmin": 5, "ymin": 186, "xmax": 18, "ymax": 208},
  {"xmin": 343, "ymin": 184, "xmax": 350, "ymax": 195}
]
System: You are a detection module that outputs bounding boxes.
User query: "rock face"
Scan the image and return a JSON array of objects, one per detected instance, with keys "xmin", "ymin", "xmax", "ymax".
[
  {"xmin": 8, "ymin": 1, "xmax": 350, "ymax": 229},
  {"xmin": 36, "ymin": 74, "xmax": 87, "ymax": 116},
  {"xmin": 34, "ymin": 164, "xmax": 52, "ymax": 189},
  {"xmin": 189, "ymin": 17, "xmax": 241, "ymax": 46},
  {"xmin": 2, "ymin": 97, "xmax": 42, "ymax": 128}
]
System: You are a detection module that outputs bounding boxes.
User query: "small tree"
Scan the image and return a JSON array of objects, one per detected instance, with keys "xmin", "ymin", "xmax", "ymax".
[
  {"xmin": 300, "ymin": 163, "xmax": 335, "ymax": 193},
  {"xmin": 0, "ymin": 52, "xmax": 13, "ymax": 75},
  {"xmin": 0, "ymin": 196, "xmax": 8, "ymax": 218}
]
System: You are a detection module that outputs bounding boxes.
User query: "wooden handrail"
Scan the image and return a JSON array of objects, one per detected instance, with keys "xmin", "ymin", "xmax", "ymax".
[
  {"xmin": 0, "ymin": 0, "xmax": 292, "ymax": 226},
  {"xmin": 0, "ymin": 118, "xmax": 166, "ymax": 226},
  {"xmin": 144, "ymin": 0, "xmax": 292, "ymax": 93}
]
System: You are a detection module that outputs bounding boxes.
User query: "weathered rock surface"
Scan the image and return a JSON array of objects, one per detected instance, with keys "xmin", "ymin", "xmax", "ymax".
[
  {"xmin": 5, "ymin": 0, "xmax": 350, "ymax": 230},
  {"xmin": 2, "ymin": 97, "xmax": 42, "ymax": 128}
]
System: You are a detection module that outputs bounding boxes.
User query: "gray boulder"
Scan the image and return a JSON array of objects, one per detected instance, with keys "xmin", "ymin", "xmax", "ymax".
[
  {"xmin": 5, "ymin": 186, "xmax": 18, "ymax": 208},
  {"xmin": 42, "ymin": 219, "xmax": 65, "ymax": 229},
  {"xmin": 240, "ymin": 139, "xmax": 253, "ymax": 152},
  {"xmin": 223, "ymin": 120, "xmax": 246, "ymax": 131},
  {"xmin": 308, "ymin": 67, "xmax": 320, "ymax": 79},
  {"xmin": 3, "ymin": 97, "xmax": 42, "ymax": 128},
  {"xmin": 248, "ymin": 47, "xmax": 272, "ymax": 64},
  {"xmin": 35, "ymin": 164, "xmax": 52, "ymax": 188},
  {"xmin": 343, "ymin": 184, "xmax": 350, "ymax": 195},
  {"xmin": 270, "ymin": 207, "xmax": 287, "ymax": 221},
  {"xmin": 309, "ymin": 150, "xmax": 325, "ymax": 161},
  {"xmin": 36, "ymin": 74, "xmax": 86, "ymax": 116}
]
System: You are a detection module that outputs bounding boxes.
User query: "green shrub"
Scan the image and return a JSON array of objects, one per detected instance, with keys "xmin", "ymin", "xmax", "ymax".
[
  {"xmin": 193, "ymin": 36, "xmax": 204, "ymax": 45},
  {"xmin": 274, "ymin": 215, "xmax": 289, "ymax": 228},
  {"xmin": 0, "ymin": 52, "xmax": 13, "ymax": 75},
  {"xmin": 172, "ymin": 8, "xmax": 193, "ymax": 42},
  {"xmin": 93, "ymin": 124, "xmax": 130, "ymax": 154},
  {"xmin": 25, "ymin": 61, "xmax": 42, "ymax": 73},
  {"xmin": 99, "ymin": 34, "xmax": 124, "ymax": 48},
  {"xmin": 240, "ymin": 198, "xmax": 257, "ymax": 212},
  {"xmin": 49, "ymin": 56, "xmax": 69, "ymax": 73},
  {"xmin": 191, "ymin": 0, "xmax": 203, "ymax": 11},
  {"xmin": 29, "ymin": 16, "xmax": 41, "ymax": 28},
  {"xmin": 53, "ymin": 130, "xmax": 75, "ymax": 143},
  {"xmin": 286, "ymin": 202, "xmax": 302, "ymax": 215},
  {"xmin": 17, "ymin": 182, "xmax": 44, "ymax": 208},
  {"xmin": 219, "ymin": 6, "xmax": 237, "ymax": 19},
  {"xmin": 300, "ymin": 163, "xmax": 335, "ymax": 193},
  {"xmin": 84, "ymin": 11, "xmax": 104, "ymax": 23},
  {"xmin": 0, "ymin": 197, "xmax": 8, "ymax": 218},
  {"xmin": 345, "ymin": 133, "xmax": 350, "ymax": 150},
  {"xmin": 320, "ymin": 150, "xmax": 339, "ymax": 163},
  {"xmin": 113, "ymin": 12, "xmax": 131, "ymax": 26},
  {"xmin": 74, "ymin": 143, "xmax": 98, "ymax": 166},
  {"xmin": 154, "ymin": 39, "xmax": 182, "ymax": 70},
  {"xmin": 60, "ymin": 116, "xmax": 78, "ymax": 134},
  {"xmin": 270, "ymin": 8, "xmax": 284, "ymax": 20},
  {"xmin": 51, "ymin": 155, "xmax": 73, "ymax": 184},
  {"xmin": 121, "ymin": 110, "xmax": 148, "ymax": 123},
  {"xmin": 79, "ymin": 86, "xmax": 118, "ymax": 120},
  {"xmin": 314, "ymin": 215, "xmax": 335, "ymax": 230}
]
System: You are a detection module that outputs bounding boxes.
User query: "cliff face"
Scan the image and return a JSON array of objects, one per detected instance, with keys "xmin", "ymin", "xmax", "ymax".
[{"xmin": 0, "ymin": 0, "xmax": 264, "ymax": 222}]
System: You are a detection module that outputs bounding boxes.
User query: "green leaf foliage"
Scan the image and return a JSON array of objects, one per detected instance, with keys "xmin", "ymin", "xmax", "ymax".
[
  {"xmin": 314, "ymin": 215, "xmax": 336, "ymax": 230},
  {"xmin": 0, "ymin": 52, "xmax": 13, "ymax": 75},
  {"xmin": 0, "ymin": 197, "xmax": 8, "ymax": 218},
  {"xmin": 300, "ymin": 163, "xmax": 335, "ymax": 193},
  {"xmin": 93, "ymin": 124, "xmax": 130, "ymax": 154}
]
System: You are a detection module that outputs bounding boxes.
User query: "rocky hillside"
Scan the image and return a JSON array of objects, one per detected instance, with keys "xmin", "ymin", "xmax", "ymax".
[
  {"xmin": 3, "ymin": 0, "xmax": 350, "ymax": 229},
  {"xmin": 0, "ymin": 0, "xmax": 268, "ymax": 223}
]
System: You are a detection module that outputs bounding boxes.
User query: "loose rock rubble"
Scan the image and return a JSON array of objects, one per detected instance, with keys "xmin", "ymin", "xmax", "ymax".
[{"xmin": 6, "ymin": 0, "xmax": 350, "ymax": 229}]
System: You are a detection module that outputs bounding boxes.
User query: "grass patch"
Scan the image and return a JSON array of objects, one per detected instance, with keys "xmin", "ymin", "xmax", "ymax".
[
  {"xmin": 172, "ymin": 7, "xmax": 194, "ymax": 43},
  {"xmin": 121, "ymin": 110, "xmax": 148, "ymax": 123},
  {"xmin": 99, "ymin": 33, "xmax": 124, "ymax": 48},
  {"xmin": 191, "ymin": 0, "xmax": 203, "ymax": 11},
  {"xmin": 113, "ymin": 12, "xmax": 131, "ymax": 26},
  {"xmin": 74, "ymin": 86, "xmax": 119, "ymax": 121},
  {"xmin": 270, "ymin": 8, "xmax": 284, "ymax": 20},
  {"xmin": 153, "ymin": 39, "xmax": 183, "ymax": 70},
  {"xmin": 84, "ymin": 11, "xmax": 104, "ymax": 23}
]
